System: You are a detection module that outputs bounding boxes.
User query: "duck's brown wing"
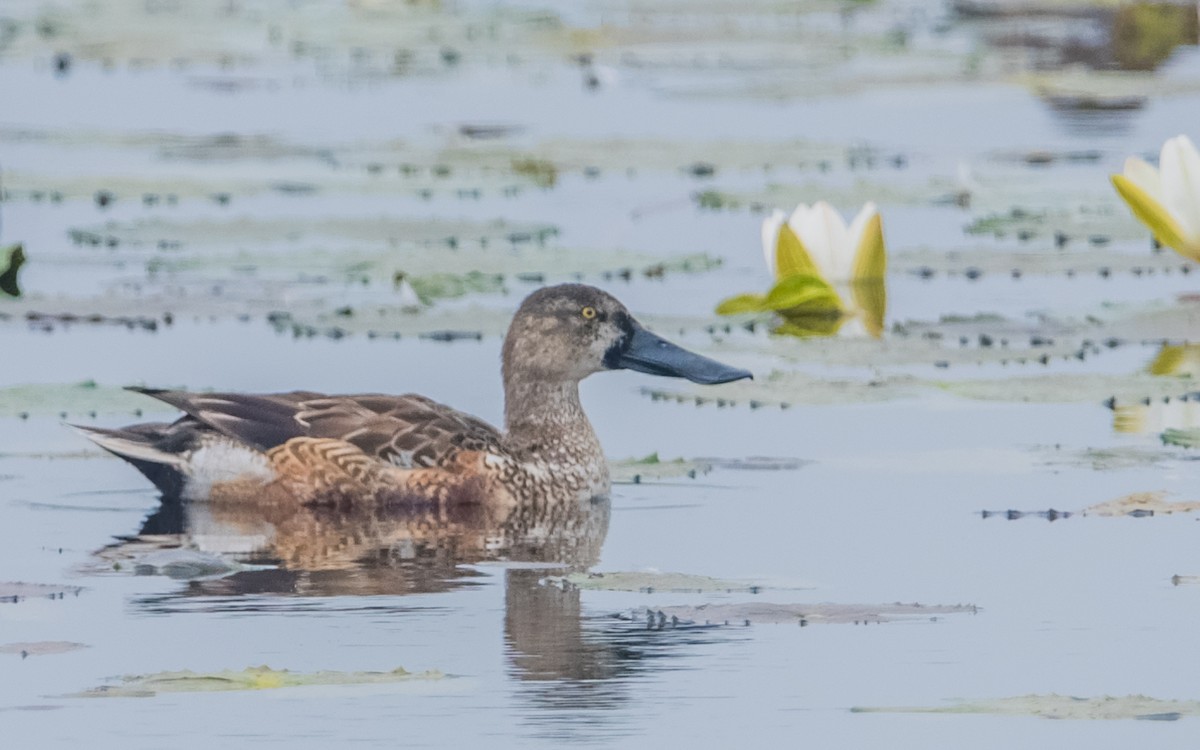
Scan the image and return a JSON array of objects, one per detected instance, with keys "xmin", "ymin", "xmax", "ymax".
[{"xmin": 132, "ymin": 388, "xmax": 503, "ymax": 469}]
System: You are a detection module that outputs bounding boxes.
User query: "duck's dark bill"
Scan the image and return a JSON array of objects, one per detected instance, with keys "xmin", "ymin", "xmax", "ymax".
[{"xmin": 614, "ymin": 327, "xmax": 752, "ymax": 385}]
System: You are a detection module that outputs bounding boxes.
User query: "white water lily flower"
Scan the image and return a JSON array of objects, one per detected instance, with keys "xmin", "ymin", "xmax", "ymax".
[
  {"xmin": 1111, "ymin": 134, "xmax": 1200, "ymax": 263},
  {"xmin": 761, "ymin": 201, "xmax": 886, "ymax": 284},
  {"xmin": 755, "ymin": 201, "xmax": 887, "ymax": 336}
]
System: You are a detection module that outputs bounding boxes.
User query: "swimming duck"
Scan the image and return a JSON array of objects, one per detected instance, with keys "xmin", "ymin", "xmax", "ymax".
[{"xmin": 76, "ymin": 284, "xmax": 750, "ymax": 506}]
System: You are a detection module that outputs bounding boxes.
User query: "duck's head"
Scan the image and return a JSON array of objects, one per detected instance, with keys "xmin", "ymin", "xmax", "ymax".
[{"xmin": 502, "ymin": 284, "xmax": 752, "ymax": 385}]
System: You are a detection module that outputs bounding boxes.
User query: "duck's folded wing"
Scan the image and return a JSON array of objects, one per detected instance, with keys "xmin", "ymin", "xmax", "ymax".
[
  {"xmin": 294, "ymin": 394, "xmax": 503, "ymax": 468},
  {"xmin": 131, "ymin": 388, "xmax": 503, "ymax": 469}
]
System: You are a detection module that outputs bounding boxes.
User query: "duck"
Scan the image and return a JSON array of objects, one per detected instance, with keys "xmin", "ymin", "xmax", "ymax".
[{"xmin": 75, "ymin": 284, "xmax": 751, "ymax": 506}]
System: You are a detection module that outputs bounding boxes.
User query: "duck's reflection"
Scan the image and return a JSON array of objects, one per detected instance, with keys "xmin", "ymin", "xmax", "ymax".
[
  {"xmin": 103, "ymin": 493, "xmax": 730, "ymax": 736},
  {"xmin": 125, "ymin": 493, "xmax": 610, "ymax": 597},
  {"xmin": 503, "ymin": 566, "xmax": 739, "ymax": 740}
]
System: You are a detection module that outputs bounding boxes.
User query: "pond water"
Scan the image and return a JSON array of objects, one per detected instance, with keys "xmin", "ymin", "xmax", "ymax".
[{"xmin": 2, "ymin": 0, "xmax": 1200, "ymax": 747}]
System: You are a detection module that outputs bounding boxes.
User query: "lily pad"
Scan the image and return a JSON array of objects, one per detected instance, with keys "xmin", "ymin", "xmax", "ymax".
[
  {"xmin": 609, "ymin": 454, "xmax": 712, "ymax": 483},
  {"xmin": 549, "ymin": 571, "xmax": 789, "ymax": 594},
  {"xmin": 0, "ymin": 642, "xmax": 88, "ymax": 657},
  {"xmin": 1042, "ymin": 445, "xmax": 1183, "ymax": 471},
  {"xmin": 0, "ymin": 582, "xmax": 85, "ymax": 603},
  {"xmin": 646, "ymin": 370, "xmax": 1198, "ymax": 410},
  {"xmin": 1082, "ymin": 491, "xmax": 1200, "ymax": 517},
  {"xmin": 893, "ymin": 245, "xmax": 1197, "ymax": 278},
  {"xmin": 0, "ymin": 382, "xmax": 172, "ymax": 418},
  {"xmin": 631, "ymin": 601, "xmax": 977, "ymax": 626},
  {"xmin": 1162, "ymin": 428, "xmax": 1200, "ymax": 448},
  {"xmin": 70, "ymin": 666, "xmax": 445, "ymax": 698},
  {"xmin": 852, "ymin": 694, "xmax": 1200, "ymax": 720}
]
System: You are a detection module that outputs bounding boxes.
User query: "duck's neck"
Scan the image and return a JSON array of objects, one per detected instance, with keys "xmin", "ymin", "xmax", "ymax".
[{"xmin": 503, "ymin": 376, "xmax": 601, "ymax": 460}]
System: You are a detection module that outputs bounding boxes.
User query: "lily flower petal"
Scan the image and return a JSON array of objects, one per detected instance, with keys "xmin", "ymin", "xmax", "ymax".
[
  {"xmin": 1113, "ymin": 135, "xmax": 1200, "ymax": 263},
  {"xmin": 734, "ymin": 200, "xmax": 890, "ymax": 338},
  {"xmin": 761, "ymin": 209, "xmax": 786, "ymax": 277},
  {"xmin": 763, "ymin": 208, "xmax": 823, "ymax": 281},
  {"xmin": 1122, "ymin": 156, "xmax": 1165, "ymax": 202},
  {"xmin": 847, "ymin": 279, "xmax": 886, "ymax": 338},
  {"xmin": 849, "ymin": 203, "xmax": 886, "ymax": 282},
  {"xmin": 1111, "ymin": 173, "xmax": 1194, "ymax": 260},
  {"xmin": 775, "ymin": 223, "xmax": 823, "ymax": 280},
  {"xmin": 790, "ymin": 201, "xmax": 853, "ymax": 282},
  {"xmin": 1159, "ymin": 135, "xmax": 1200, "ymax": 241}
]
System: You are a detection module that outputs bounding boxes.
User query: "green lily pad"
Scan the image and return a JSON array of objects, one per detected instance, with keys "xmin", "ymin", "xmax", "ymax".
[
  {"xmin": 1081, "ymin": 491, "xmax": 1200, "ymax": 517},
  {"xmin": 70, "ymin": 666, "xmax": 446, "ymax": 698},
  {"xmin": 0, "ymin": 642, "xmax": 88, "ymax": 657},
  {"xmin": 1162, "ymin": 428, "xmax": 1200, "ymax": 448},
  {"xmin": 1042, "ymin": 445, "xmax": 1184, "ymax": 471},
  {"xmin": 609, "ymin": 454, "xmax": 712, "ymax": 483},
  {"xmin": 852, "ymin": 694, "xmax": 1200, "ymax": 720},
  {"xmin": 548, "ymin": 571, "xmax": 787, "ymax": 594},
  {"xmin": 0, "ymin": 582, "xmax": 85, "ymax": 603},
  {"xmin": 0, "ymin": 382, "xmax": 173, "ymax": 418},
  {"xmin": 644, "ymin": 601, "xmax": 976, "ymax": 626}
]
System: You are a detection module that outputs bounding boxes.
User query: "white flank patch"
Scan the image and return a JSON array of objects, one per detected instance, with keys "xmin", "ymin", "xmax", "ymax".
[{"xmin": 183, "ymin": 439, "xmax": 275, "ymax": 500}]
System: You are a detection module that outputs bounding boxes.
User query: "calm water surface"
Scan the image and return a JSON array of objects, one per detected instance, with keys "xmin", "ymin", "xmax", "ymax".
[{"xmin": 3, "ymin": 1, "xmax": 1200, "ymax": 746}]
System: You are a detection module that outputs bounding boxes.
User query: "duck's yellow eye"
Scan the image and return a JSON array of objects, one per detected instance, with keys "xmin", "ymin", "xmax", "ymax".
[{"xmin": 581, "ymin": 306, "xmax": 597, "ymax": 320}]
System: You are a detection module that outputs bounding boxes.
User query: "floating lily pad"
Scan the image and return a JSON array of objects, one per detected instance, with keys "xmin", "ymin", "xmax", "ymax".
[
  {"xmin": 852, "ymin": 694, "xmax": 1200, "ymax": 720},
  {"xmin": 1042, "ymin": 445, "xmax": 1183, "ymax": 471},
  {"xmin": 0, "ymin": 642, "xmax": 88, "ymax": 657},
  {"xmin": 1162, "ymin": 428, "xmax": 1200, "ymax": 448},
  {"xmin": 609, "ymin": 454, "xmax": 712, "ymax": 483},
  {"xmin": 549, "ymin": 571, "xmax": 788, "ymax": 594},
  {"xmin": 69, "ymin": 216, "xmax": 558, "ymax": 259},
  {"xmin": 893, "ymin": 245, "xmax": 1197, "ymax": 278},
  {"xmin": 0, "ymin": 582, "xmax": 84, "ymax": 603},
  {"xmin": 70, "ymin": 666, "xmax": 445, "ymax": 698},
  {"xmin": 1082, "ymin": 491, "xmax": 1200, "ymax": 517},
  {"xmin": 0, "ymin": 382, "xmax": 172, "ymax": 418},
  {"xmin": 646, "ymin": 370, "xmax": 1197, "ymax": 410},
  {"xmin": 630, "ymin": 601, "xmax": 977, "ymax": 626}
]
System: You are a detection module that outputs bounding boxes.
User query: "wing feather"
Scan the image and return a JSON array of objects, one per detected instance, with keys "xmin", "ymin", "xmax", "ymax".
[{"xmin": 131, "ymin": 388, "xmax": 503, "ymax": 469}]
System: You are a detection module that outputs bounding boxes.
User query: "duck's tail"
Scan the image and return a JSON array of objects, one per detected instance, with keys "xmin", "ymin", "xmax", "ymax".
[{"xmin": 71, "ymin": 423, "xmax": 189, "ymax": 498}]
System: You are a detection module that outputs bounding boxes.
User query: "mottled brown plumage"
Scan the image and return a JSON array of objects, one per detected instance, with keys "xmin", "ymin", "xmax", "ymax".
[{"xmin": 76, "ymin": 284, "xmax": 751, "ymax": 507}]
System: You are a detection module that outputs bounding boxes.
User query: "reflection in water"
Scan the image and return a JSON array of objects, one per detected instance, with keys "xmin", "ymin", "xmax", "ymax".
[
  {"xmin": 1111, "ymin": 344, "xmax": 1200, "ymax": 434},
  {"xmin": 504, "ymin": 568, "xmax": 737, "ymax": 742},
  {"xmin": 123, "ymin": 492, "xmax": 610, "ymax": 598},
  {"xmin": 1112, "ymin": 397, "xmax": 1200, "ymax": 434},
  {"xmin": 969, "ymin": 2, "xmax": 1198, "ymax": 72},
  {"xmin": 1147, "ymin": 344, "xmax": 1200, "ymax": 379},
  {"xmin": 1110, "ymin": 4, "xmax": 1200, "ymax": 70},
  {"xmin": 968, "ymin": 2, "xmax": 1199, "ymax": 135},
  {"xmin": 1039, "ymin": 96, "xmax": 1142, "ymax": 138},
  {"xmin": 100, "ymin": 492, "xmax": 730, "ymax": 739}
]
